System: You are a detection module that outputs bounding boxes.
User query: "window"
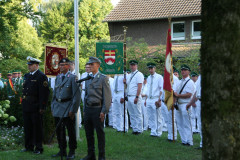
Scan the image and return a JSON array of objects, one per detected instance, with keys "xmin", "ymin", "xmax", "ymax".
[
  {"xmin": 171, "ymin": 22, "xmax": 185, "ymax": 40},
  {"xmin": 192, "ymin": 20, "xmax": 201, "ymax": 39}
]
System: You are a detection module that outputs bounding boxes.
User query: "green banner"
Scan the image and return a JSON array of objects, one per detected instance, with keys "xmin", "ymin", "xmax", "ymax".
[{"xmin": 96, "ymin": 42, "xmax": 123, "ymax": 75}]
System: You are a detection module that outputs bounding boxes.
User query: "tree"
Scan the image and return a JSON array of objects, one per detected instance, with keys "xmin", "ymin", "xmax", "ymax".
[
  {"xmin": 0, "ymin": 18, "xmax": 43, "ymax": 76},
  {"xmin": 201, "ymin": 0, "xmax": 240, "ymax": 159},
  {"xmin": 39, "ymin": 0, "xmax": 112, "ymax": 71}
]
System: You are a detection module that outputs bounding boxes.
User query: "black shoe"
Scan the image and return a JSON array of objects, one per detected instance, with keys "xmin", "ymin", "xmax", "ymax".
[
  {"xmin": 52, "ymin": 151, "xmax": 67, "ymax": 157},
  {"xmin": 80, "ymin": 154, "xmax": 96, "ymax": 160},
  {"xmin": 150, "ymin": 135, "xmax": 158, "ymax": 137},
  {"xmin": 195, "ymin": 147, "xmax": 202, "ymax": 150},
  {"xmin": 98, "ymin": 152, "xmax": 105, "ymax": 160},
  {"xmin": 33, "ymin": 150, "xmax": 43, "ymax": 154},
  {"xmin": 98, "ymin": 157, "xmax": 105, "ymax": 160},
  {"xmin": 135, "ymin": 132, "xmax": 142, "ymax": 135},
  {"xmin": 182, "ymin": 143, "xmax": 190, "ymax": 146},
  {"xmin": 66, "ymin": 150, "xmax": 75, "ymax": 159},
  {"xmin": 20, "ymin": 148, "xmax": 33, "ymax": 152},
  {"xmin": 167, "ymin": 139, "xmax": 173, "ymax": 142}
]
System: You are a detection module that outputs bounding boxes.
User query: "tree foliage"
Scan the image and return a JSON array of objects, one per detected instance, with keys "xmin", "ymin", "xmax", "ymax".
[
  {"xmin": 0, "ymin": 0, "xmax": 43, "ymax": 76},
  {"xmin": 39, "ymin": 0, "xmax": 112, "ymax": 71}
]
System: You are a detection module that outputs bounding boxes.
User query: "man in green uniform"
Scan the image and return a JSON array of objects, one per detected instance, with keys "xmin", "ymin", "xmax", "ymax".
[{"xmin": 6, "ymin": 71, "xmax": 16, "ymax": 97}]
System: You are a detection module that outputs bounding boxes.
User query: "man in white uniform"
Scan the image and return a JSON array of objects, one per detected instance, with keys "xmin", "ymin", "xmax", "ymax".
[
  {"xmin": 145, "ymin": 63, "xmax": 163, "ymax": 137},
  {"xmin": 126, "ymin": 60, "xmax": 144, "ymax": 135},
  {"xmin": 80, "ymin": 64, "xmax": 91, "ymax": 128},
  {"xmin": 174, "ymin": 64, "xmax": 195, "ymax": 146},
  {"xmin": 187, "ymin": 62, "xmax": 202, "ymax": 149},
  {"xmin": 166, "ymin": 74, "xmax": 179, "ymax": 141},
  {"xmin": 69, "ymin": 60, "xmax": 82, "ymax": 128},
  {"xmin": 141, "ymin": 75, "xmax": 148, "ymax": 131},
  {"xmin": 113, "ymin": 74, "xmax": 129, "ymax": 132},
  {"xmin": 190, "ymin": 71, "xmax": 199, "ymax": 133},
  {"xmin": 107, "ymin": 75, "xmax": 115, "ymax": 127}
]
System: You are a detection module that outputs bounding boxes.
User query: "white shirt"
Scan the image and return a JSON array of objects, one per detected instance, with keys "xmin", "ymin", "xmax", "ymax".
[
  {"xmin": 172, "ymin": 74, "xmax": 180, "ymax": 92},
  {"xmin": 70, "ymin": 69, "xmax": 81, "ymax": 79},
  {"xmin": 80, "ymin": 72, "xmax": 91, "ymax": 90},
  {"xmin": 109, "ymin": 77, "xmax": 114, "ymax": 98},
  {"xmin": 127, "ymin": 70, "xmax": 144, "ymax": 96},
  {"xmin": 141, "ymin": 83, "xmax": 148, "ymax": 100},
  {"xmin": 48, "ymin": 77, "xmax": 56, "ymax": 89},
  {"xmin": 146, "ymin": 72, "xmax": 163, "ymax": 98},
  {"xmin": 30, "ymin": 69, "xmax": 38, "ymax": 75},
  {"xmin": 195, "ymin": 75, "xmax": 201, "ymax": 99},
  {"xmin": 0, "ymin": 80, "xmax": 3, "ymax": 88},
  {"xmin": 177, "ymin": 77, "xmax": 196, "ymax": 103},
  {"xmin": 113, "ymin": 74, "xmax": 125, "ymax": 92}
]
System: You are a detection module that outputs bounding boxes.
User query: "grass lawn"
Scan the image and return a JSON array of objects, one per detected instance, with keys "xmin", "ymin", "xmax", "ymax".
[{"xmin": 0, "ymin": 127, "xmax": 202, "ymax": 160}]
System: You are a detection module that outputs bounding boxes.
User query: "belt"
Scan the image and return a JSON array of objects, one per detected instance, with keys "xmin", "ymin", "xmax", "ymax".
[
  {"xmin": 148, "ymin": 96, "xmax": 159, "ymax": 99},
  {"xmin": 82, "ymin": 89, "xmax": 86, "ymax": 91},
  {"xmin": 87, "ymin": 103, "xmax": 101, "ymax": 107},
  {"xmin": 56, "ymin": 98, "xmax": 72, "ymax": 103},
  {"xmin": 22, "ymin": 95, "xmax": 37, "ymax": 100},
  {"xmin": 127, "ymin": 95, "xmax": 135, "ymax": 97},
  {"xmin": 114, "ymin": 91, "xmax": 123, "ymax": 93}
]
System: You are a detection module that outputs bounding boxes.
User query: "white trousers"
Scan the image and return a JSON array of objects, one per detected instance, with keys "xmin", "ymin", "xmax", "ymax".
[
  {"xmin": 196, "ymin": 100, "xmax": 202, "ymax": 147},
  {"xmin": 146, "ymin": 98, "xmax": 162, "ymax": 136},
  {"xmin": 166, "ymin": 104, "xmax": 178, "ymax": 140},
  {"xmin": 79, "ymin": 90, "xmax": 86, "ymax": 128},
  {"xmin": 113, "ymin": 92, "xmax": 129, "ymax": 131},
  {"xmin": 141, "ymin": 98, "xmax": 148, "ymax": 130},
  {"xmin": 127, "ymin": 96, "xmax": 143, "ymax": 133},
  {"xmin": 108, "ymin": 103, "xmax": 114, "ymax": 127},
  {"xmin": 176, "ymin": 103, "xmax": 193, "ymax": 145},
  {"xmin": 160, "ymin": 102, "xmax": 168, "ymax": 132}
]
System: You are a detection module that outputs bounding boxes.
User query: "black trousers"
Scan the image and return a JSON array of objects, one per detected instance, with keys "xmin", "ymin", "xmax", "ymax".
[
  {"xmin": 54, "ymin": 117, "xmax": 77, "ymax": 151},
  {"xmin": 84, "ymin": 107, "xmax": 105, "ymax": 157},
  {"xmin": 23, "ymin": 112, "xmax": 43, "ymax": 151}
]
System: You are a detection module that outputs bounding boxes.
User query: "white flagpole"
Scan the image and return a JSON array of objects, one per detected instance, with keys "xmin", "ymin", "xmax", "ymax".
[{"xmin": 74, "ymin": 0, "xmax": 80, "ymax": 140}]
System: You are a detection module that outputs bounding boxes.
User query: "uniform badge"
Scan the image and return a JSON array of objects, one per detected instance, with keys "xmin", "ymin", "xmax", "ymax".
[{"xmin": 43, "ymin": 81, "xmax": 48, "ymax": 87}]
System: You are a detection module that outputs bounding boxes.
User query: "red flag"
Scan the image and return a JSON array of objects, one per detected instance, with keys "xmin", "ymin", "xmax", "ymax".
[{"xmin": 163, "ymin": 28, "xmax": 173, "ymax": 110}]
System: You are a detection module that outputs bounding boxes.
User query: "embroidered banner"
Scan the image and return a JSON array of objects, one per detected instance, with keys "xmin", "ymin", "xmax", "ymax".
[
  {"xmin": 96, "ymin": 42, "xmax": 123, "ymax": 74},
  {"xmin": 44, "ymin": 46, "xmax": 68, "ymax": 76}
]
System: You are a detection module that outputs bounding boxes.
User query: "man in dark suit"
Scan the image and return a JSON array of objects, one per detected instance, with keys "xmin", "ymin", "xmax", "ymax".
[
  {"xmin": 21, "ymin": 56, "xmax": 49, "ymax": 154},
  {"xmin": 51, "ymin": 58, "xmax": 80, "ymax": 159},
  {"xmin": 81, "ymin": 57, "xmax": 112, "ymax": 160}
]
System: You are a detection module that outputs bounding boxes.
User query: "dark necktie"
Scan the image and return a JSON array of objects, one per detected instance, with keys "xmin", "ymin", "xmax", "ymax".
[{"xmin": 62, "ymin": 76, "xmax": 65, "ymax": 81}]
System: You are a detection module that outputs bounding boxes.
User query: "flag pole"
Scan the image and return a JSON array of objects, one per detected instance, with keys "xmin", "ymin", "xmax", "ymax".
[
  {"xmin": 123, "ymin": 26, "xmax": 128, "ymax": 133},
  {"xmin": 168, "ymin": 16, "xmax": 175, "ymax": 142},
  {"xmin": 74, "ymin": 0, "xmax": 80, "ymax": 140}
]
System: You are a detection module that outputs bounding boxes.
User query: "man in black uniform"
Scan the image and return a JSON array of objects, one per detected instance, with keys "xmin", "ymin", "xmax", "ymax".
[
  {"xmin": 81, "ymin": 57, "xmax": 112, "ymax": 160},
  {"xmin": 21, "ymin": 56, "xmax": 49, "ymax": 154}
]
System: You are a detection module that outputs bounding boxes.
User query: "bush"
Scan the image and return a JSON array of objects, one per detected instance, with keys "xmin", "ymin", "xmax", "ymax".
[
  {"xmin": 0, "ymin": 100, "xmax": 17, "ymax": 125},
  {"xmin": 0, "ymin": 126, "xmax": 24, "ymax": 150},
  {"xmin": 43, "ymin": 88, "xmax": 55, "ymax": 144}
]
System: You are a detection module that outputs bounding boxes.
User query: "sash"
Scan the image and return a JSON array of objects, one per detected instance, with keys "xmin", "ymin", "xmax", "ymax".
[{"xmin": 9, "ymin": 79, "xmax": 17, "ymax": 94}]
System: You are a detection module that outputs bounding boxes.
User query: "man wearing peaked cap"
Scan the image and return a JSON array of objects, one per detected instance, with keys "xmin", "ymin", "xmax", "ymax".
[
  {"xmin": 87, "ymin": 56, "xmax": 101, "ymax": 64},
  {"xmin": 174, "ymin": 64, "xmax": 195, "ymax": 146},
  {"xmin": 124, "ymin": 59, "xmax": 144, "ymax": 135},
  {"xmin": 173, "ymin": 65, "xmax": 180, "ymax": 79},
  {"xmin": 129, "ymin": 60, "xmax": 138, "ymax": 65},
  {"xmin": 191, "ymin": 71, "xmax": 198, "ymax": 83},
  {"xmin": 81, "ymin": 57, "xmax": 111, "ymax": 160},
  {"xmin": 141, "ymin": 74, "xmax": 149, "ymax": 131},
  {"xmin": 51, "ymin": 57, "xmax": 80, "ymax": 159},
  {"xmin": 21, "ymin": 56, "xmax": 49, "ymax": 154},
  {"xmin": 181, "ymin": 64, "xmax": 191, "ymax": 71},
  {"xmin": 146, "ymin": 62, "xmax": 164, "ymax": 137},
  {"xmin": 27, "ymin": 56, "xmax": 42, "ymax": 64}
]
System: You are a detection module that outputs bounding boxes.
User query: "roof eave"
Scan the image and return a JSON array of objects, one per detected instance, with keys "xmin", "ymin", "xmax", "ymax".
[{"xmin": 103, "ymin": 14, "xmax": 201, "ymax": 23}]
